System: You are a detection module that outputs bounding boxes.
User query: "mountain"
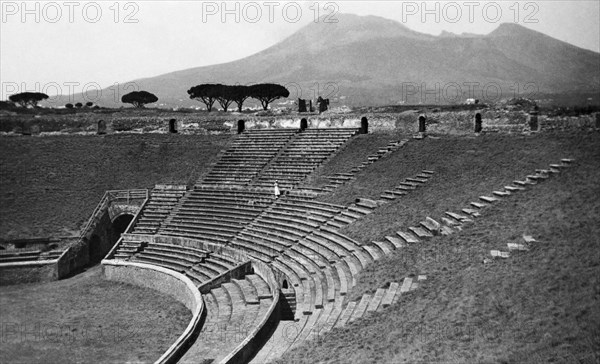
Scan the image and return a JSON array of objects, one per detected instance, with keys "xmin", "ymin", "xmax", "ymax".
[{"xmin": 68, "ymin": 14, "xmax": 600, "ymax": 108}]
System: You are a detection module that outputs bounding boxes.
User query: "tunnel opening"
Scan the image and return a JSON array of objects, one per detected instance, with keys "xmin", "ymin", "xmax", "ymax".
[
  {"xmin": 87, "ymin": 213, "xmax": 134, "ymax": 265},
  {"xmin": 112, "ymin": 214, "xmax": 134, "ymax": 238}
]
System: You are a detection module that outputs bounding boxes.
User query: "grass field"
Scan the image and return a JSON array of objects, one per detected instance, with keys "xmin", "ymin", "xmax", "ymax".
[
  {"xmin": 0, "ymin": 266, "xmax": 191, "ymax": 363},
  {"xmin": 0, "ymin": 134, "xmax": 230, "ymax": 239},
  {"xmin": 280, "ymin": 131, "xmax": 600, "ymax": 363}
]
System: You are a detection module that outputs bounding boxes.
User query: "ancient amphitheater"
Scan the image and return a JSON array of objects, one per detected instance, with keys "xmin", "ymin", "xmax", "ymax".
[{"xmin": 1, "ymin": 117, "xmax": 596, "ymax": 363}]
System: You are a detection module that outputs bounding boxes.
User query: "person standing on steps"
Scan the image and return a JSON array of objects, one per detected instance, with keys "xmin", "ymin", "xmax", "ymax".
[{"xmin": 274, "ymin": 180, "xmax": 281, "ymax": 199}]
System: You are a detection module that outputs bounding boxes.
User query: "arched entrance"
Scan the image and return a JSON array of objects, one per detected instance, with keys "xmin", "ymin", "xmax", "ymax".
[
  {"xmin": 112, "ymin": 214, "xmax": 134, "ymax": 238},
  {"xmin": 88, "ymin": 213, "xmax": 134, "ymax": 264}
]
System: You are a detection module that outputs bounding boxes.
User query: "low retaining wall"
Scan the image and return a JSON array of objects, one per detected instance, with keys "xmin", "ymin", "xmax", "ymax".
[
  {"xmin": 238, "ymin": 111, "xmax": 599, "ymax": 134},
  {"xmin": 102, "ymin": 260, "xmax": 204, "ymax": 364},
  {"xmin": 0, "ymin": 261, "xmax": 57, "ymax": 285}
]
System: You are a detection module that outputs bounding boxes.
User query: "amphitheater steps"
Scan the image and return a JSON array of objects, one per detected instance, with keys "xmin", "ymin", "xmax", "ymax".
[
  {"xmin": 131, "ymin": 185, "xmax": 187, "ymax": 235},
  {"xmin": 366, "ymin": 288, "xmax": 386, "ymax": 312},
  {"xmin": 335, "ymin": 279, "xmax": 419, "ymax": 328},
  {"xmin": 250, "ymin": 315, "xmax": 310, "ymax": 364},
  {"xmin": 379, "ymin": 170, "xmax": 434, "ymax": 201},
  {"xmin": 396, "ymin": 231, "xmax": 420, "ymax": 244},
  {"xmin": 182, "ymin": 273, "xmax": 275, "ymax": 364},
  {"xmin": 381, "ymin": 282, "xmax": 400, "ymax": 308},
  {"xmin": 112, "ymin": 240, "xmax": 146, "ymax": 259},
  {"xmin": 386, "ymin": 235, "xmax": 407, "ymax": 248},
  {"xmin": 304, "ymin": 303, "xmax": 335, "ymax": 345},
  {"xmin": 372, "ymin": 240, "xmax": 394, "ymax": 255},
  {"xmin": 310, "ymin": 139, "xmax": 409, "ymax": 194},
  {"xmin": 0, "ymin": 250, "xmax": 44, "ymax": 263},
  {"xmin": 363, "ymin": 244, "xmax": 385, "ymax": 261},
  {"xmin": 349, "ymin": 294, "xmax": 371, "ymax": 323},
  {"xmin": 334, "ymin": 301, "xmax": 357, "ymax": 328}
]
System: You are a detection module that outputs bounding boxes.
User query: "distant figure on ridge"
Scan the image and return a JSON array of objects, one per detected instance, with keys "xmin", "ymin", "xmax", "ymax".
[{"xmin": 274, "ymin": 181, "xmax": 281, "ymax": 199}]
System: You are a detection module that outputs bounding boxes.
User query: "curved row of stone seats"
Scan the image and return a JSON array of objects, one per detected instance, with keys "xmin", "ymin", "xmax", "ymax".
[
  {"xmin": 131, "ymin": 185, "xmax": 187, "ymax": 235},
  {"xmin": 226, "ymin": 195, "xmax": 349, "ymax": 263},
  {"xmin": 259, "ymin": 225, "xmax": 361, "ymax": 307},
  {"xmin": 158, "ymin": 185, "xmax": 277, "ymax": 244},
  {"xmin": 110, "ymin": 240, "xmax": 240, "ymax": 286},
  {"xmin": 251, "ymin": 260, "xmax": 350, "ymax": 363},
  {"xmin": 335, "ymin": 277, "xmax": 420, "ymax": 330},
  {"xmin": 202, "ymin": 129, "xmax": 298, "ymax": 185},
  {"xmin": 272, "ymin": 196, "xmax": 345, "ymax": 220},
  {"xmin": 249, "ymin": 226, "xmax": 373, "ymax": 362},
  {"xmin": 179, "ymin": 273, "xmax": 275, "ymax": 363}
]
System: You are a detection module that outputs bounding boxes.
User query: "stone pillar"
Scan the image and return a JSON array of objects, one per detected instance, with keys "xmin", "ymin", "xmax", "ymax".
[
  {"xmin": 529, "ymin": 112, "xmax": 539, "ymax": 131},
  {"xmin": 298, "ymin": 99, "xmax": 307, "ymax": 113},
  {"xmin": 360, "ymin": 117, "xmax": 369, "ymax": 134},
  {"xmin": 474, "ymin": 113, "xmax": 482, "ymax": 133},
  {"xmin": 21, "ymin": 121, "xmax": 32, "ymax": 136},
  {"xmin": 237, "ymin": 119, "xmax": 245, "ymax": 134},
  {"xmin": 169, "ymin": 119, "xmax": 177, "ymax": 133},
  {"xmin": 300, "ymin": 118, "xmax": 308, "ymax": 131},
  {"xmin": 97, "ymin": 120, "xmax": 106, "ymax": 135},
  {"xmin": 309, "ymin": 100, "xmax": 313, "ymax": 112},
  {"xmin": 418, "ymin": 115, "xmax": 427, "ymax": 133}
]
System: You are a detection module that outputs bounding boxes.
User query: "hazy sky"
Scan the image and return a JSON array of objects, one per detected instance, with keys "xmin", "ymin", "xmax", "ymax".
[{"xmin": 1, "ymin": 1, "xmax": 599, "ymax": 99}]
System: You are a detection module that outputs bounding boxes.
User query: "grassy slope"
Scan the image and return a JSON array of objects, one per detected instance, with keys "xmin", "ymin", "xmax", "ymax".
[
  {"xmin": 320, "ymin": 133, "xmax": 594, "ymax": 246},
  {"xmin": 0, "ymin": 267, "xmax": 191, "ymax": 363},
  {"xmin": 0, "ymin": 134, "xmax": 230, "ymax": 239},
  {"xmin": 280, "ymin": 131, "xmax": 600, "ymax": 363},
  {"xmin": 308, "ymin": 133, "xmax": 403, "ymax": 187}
]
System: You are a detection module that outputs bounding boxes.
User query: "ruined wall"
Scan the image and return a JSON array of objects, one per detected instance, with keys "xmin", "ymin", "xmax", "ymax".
[
  {"xmin": 3, "ymin": 110, "xmax": 597, "ymax": 136},
  {"xmin": 0, "ymin": 263, "xmax": 56, "ymax": 285}
]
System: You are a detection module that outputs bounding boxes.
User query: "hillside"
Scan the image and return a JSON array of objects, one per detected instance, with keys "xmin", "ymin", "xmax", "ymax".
[
  {"xmin": 280, "ymin": 131, "xmax": 600, "ymax": 363},
  {"xmin": 61, "ymin": 14, "xmax": 600, "ymax": 108},
  {"xmin": 0, "ymin": 134, "xmax": 230, "ymax": 239}
]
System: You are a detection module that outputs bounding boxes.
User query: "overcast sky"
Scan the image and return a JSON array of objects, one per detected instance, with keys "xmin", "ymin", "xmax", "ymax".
[{"xmin": 1, "ymin": 1, "xmax": 599, "ymax": 99}]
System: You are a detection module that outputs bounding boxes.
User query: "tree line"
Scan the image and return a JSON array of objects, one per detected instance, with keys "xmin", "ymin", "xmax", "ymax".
[
  {"xmin": 187, "ymin": 83, "xmax": 289, "ymax": 111},
  {"xmin": 5, "ymin": 83, "xmax": 290, "ymax": 111}
]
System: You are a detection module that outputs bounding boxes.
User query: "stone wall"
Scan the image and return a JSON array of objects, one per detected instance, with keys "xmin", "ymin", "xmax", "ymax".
[
  {"xmin": 3, "ymin": 110, "xmax": 597, "ymax": 136},
  {"xmin": 102, "ymin": 260, "xmax": 204, "ymax": 364},
  {"xmin": 0, "ymin": 262, "xmax": 56, "ymax": 285}
]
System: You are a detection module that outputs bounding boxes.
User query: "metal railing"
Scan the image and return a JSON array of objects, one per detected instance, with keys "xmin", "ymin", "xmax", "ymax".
[{"xmin": 79, "ymin": 189, "xmax": 148, "ymax": 238}]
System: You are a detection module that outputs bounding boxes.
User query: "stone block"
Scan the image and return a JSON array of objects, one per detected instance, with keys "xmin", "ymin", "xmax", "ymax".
[
  {"xmin": 504, "ymin": 185, "xmax": 525, "ymax": 192},
  {"xmin": 408, "ymin": 226, "xmax": 433, "ymax": 239},
  {"xmin": 420, "ymin": 217, "xmax": 441, "ymax": 234},
  {"xmin": 470, "ymin": 201, "xmax": 488, "ymax": 209},
  {"xmin": 396, "ymin": 231, "xmax": 419, "ymax": 244},
  {"xmin": 381, "ymin": 282, "xmax": 399, "ymax": 308},
  {"xmin": 462, "ymin": 208, "xmax": 481, "ymax": 217},
  {"xmin": 385, "ymin": 236, "xmax": 406, "ymax": 249},
  {"xmin": 507, "ymin": 243, "xmax": 529, "ymax": 251},
  {"xmin": 480, "ymin": 195, "xmax": 500, "ymax": 202},
  {"xmin": 490, "ymin": 250, "xmax": 510, "ymax": 259},
  {"xmin": 400, "ymin": 277, "xmax": 413, "ymax": 293},
  {"xmin": 445, "ymin": 211, "xmax": 472, "ymax": 222},
  {"xmin": 356, "ymin": 198, "xmax": 378, "ymax": 209}
]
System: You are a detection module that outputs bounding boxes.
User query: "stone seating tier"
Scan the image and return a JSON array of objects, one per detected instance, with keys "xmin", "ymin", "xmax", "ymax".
[{"xmin": 179, "ymin": 273, "xmax": 274, "ymax": 363}]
